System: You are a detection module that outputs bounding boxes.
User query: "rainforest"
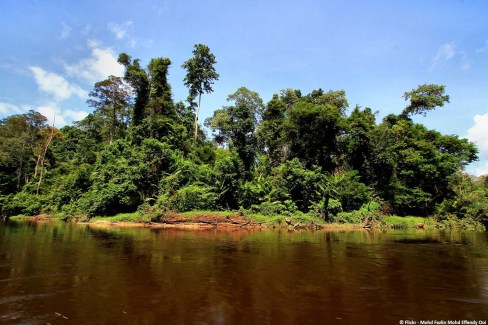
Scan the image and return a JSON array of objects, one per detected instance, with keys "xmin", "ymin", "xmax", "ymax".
[{"xmin": 1, "ymin": 44, "xmax": 486, "ymax": 230}]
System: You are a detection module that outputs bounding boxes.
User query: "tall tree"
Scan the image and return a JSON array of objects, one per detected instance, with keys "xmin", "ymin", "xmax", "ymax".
[
  {"xmin": 206, "ymin": 87, "xmax": 264, "ymax": 175},
  {"xmin": 182, "ymin": 44, "xmax": 219, "ymax": 145},
  {"xmin": 370, "ymin": 88, "xmax": 477, "ymax": 216},
  {"xmin": 401, "ymin": 84, "xmax": 449, "ymax": 118},
  {"xmin": 118, "ymin": 53, "xmax": 150, "ymax": 126},
  {"xmin": 285, "ymin": 101, "xmax": 344, "ymax": 171},
  {"xmin": 36, "ymin": 120, "xmax": 60, "ymax": 194},
  {"xmin": 313, "ymin": 89, "xmax": 349, "ymax": 113},
  {"xmin": 256, "ymin": 94, "xmax": 287, "ymax": 167},
  {"xmin": 87, "ymin": 76, "xmax": 132, "ymax": 144},
  {"xmin": 343, "ymin": 106, "xmax": 377, "ymax": 182},
  {"xmin": 0, "ymin": 111, "xmax": 50, "ymax": 193},
  {"xmin": 147, "ymin": 57, "xmax": 175, "ymax": 119},
  {"xmin": 280, "ymin": 88, "xmax": 301, "ymax": 109}
]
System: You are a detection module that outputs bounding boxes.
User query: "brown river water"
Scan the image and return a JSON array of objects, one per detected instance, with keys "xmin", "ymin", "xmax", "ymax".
[{"xmin": 0, "ymin": 220, "xmax": 487, "ymax": 324}]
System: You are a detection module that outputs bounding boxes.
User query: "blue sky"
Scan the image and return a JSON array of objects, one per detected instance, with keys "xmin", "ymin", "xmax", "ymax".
[{"xmin": 1, "ymin": 0, "xmax": 488, "ymax": 174}]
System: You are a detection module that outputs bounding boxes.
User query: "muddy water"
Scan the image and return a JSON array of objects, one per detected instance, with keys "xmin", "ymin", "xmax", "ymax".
[{"xmin": 0, "ymin": 220, "xmax": 487, "ymax": 324}]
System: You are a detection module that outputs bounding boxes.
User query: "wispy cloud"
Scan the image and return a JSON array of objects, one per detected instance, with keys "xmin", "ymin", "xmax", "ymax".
[
  {"xmin": 64, "ymin": 40, "xmax": 124, "ymax": 85},
  {"xmin": 0, "ymin": 102, "xmax": 26, "ymax": 115},
  {"xmin": 30, "ymin": 67, "xmax": 87, "ymax": 100},
  {"xmin": 431, "ymin": 43, "xmax": 456, "ymax": 70},
  {"xmin": 60, "ymin": 22, "xmax": 72, "ymax": 40},
  {"xmin": 107, "ymin": 21, "xmax": 139, "ymax": 47},
  {"xmin": 108, "ymin": 20, "xmax": 133, "ymax": 40},
  {"xmin": 430, "ymin": 42, "xmax": 473, "ymax": 71}
]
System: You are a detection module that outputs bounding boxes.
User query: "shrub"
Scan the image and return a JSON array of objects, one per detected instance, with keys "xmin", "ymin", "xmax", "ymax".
[
  {"xmin": 251, "ymin": 200, "xmax": 298, "ymax": 216},
  {"xmin": 158, "ymin": 184, "xmax": 218, "ymax": 212},
  {"xmin": 239, "ymin": 177, "xmax": 273, "ymax": 208},
  {"xmin": 272, "ymin": 158, "xmax": 323, "ymax": 212},
  {"xmin": 1, "ymin": 192, "xmax": 44, "ymax": 216},
  {"xmin": 330, "ymin": 170, "xmax": 372, "ymax": 212},
  {"xmin": 77, "ymin": 183, "xmax": 140, "ymax": 217},
  {"xmin": 308, "ymin": 198, "xmax": 343, "ymax": 220}
]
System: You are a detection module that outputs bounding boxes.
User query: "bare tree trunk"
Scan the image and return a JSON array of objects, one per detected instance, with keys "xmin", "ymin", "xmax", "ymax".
[
  {"xmin": 34, "ymin": 152, "xmax": 42, "ymax": 178},
  {"xmin": 193, "ymin": 92, "xmax": 202, "ymax": 145},
  {"xmin": 36, "ymin": 123, "xmax": 55, "ymax": 195}
]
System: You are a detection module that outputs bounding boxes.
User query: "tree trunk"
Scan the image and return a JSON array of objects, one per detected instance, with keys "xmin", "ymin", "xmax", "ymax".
[
  {"xmin": 36, "ymin": 125, "xmax": 55, "ymax": 195},
  {"xmin": 323, "ymin": 194, "xmax": 330, "ymax": 222},
  {"xmin": 193, "ymin": 92, "xmax": 202, "ymax": 145},
  {"xmin": 34, "ymin": 152, "xmax": 42, "ymax": 178}
]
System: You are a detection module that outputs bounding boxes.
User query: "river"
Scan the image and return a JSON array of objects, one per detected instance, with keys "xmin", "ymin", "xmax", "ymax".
[{"xmin": 0, "ymin": 220, "xmax": 487, "ymax": 324}]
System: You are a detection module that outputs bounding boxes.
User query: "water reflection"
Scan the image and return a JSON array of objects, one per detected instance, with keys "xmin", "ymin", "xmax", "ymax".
[{"xmin": 0, "ymin": 220, "xmax": 487, "ymax": 324}]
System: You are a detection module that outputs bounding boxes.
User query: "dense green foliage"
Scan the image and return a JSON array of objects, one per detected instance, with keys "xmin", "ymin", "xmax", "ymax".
[{"xmin": 0, "ymin": 44, "xmax": 484, "ymax": 228}]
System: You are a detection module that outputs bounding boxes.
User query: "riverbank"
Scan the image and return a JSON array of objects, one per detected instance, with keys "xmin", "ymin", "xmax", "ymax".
[
  {"xmin": 6, "ymin": 210, "xmax": 485, "ymax": 231},
  {"xmin": 11, "ymin": 212, "xmax": 355, "ymax": 231}
]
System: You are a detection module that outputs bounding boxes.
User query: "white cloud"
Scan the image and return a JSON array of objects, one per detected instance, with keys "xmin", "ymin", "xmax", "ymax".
[
  {"xmin": 465, "ymin": 114, "xmax": 488, "ymax": 176},
  {"xmin": 30, "ymin": 67, "xmax": 87, "ymax": 101},
  {"xmin": 108, "ymin": 21, "xmax": 133, "ymax": 40},
  {"xmin": 475, "ymin": 163, "xmax": 488, "ymax": 176},
  {"xmin": 466, "ymin": 161, "xmax": 488, "ymax": 177},
  {"xmin": 0, "ymin": 102, "xmax": 25, "ymax": 115},
  {"xmin": 0, "ymin": 101, "xmax": 87, "ymax": 127},
  {"xmin": 431, "ymin": 43, "xmax": 456, "ymax": 70},
  {"xmin": 36, "ymin": 104, "xmax": 67, "ymax": 127},
  {"xmin": 60, "ymin": 22, "xmax": 72, "ymax": 40},
  {"xmin": 64, "ymin": 109, "xmax": 88, "ymax": 122},
  {"xmin": 64, "ymin": 41, "xmax": 124, "ymax": 85},
  {"xmin": 35, "ymin": 104, "xmax": 88, "ymax": 127},
  {"xmin": 467, "ymin": 113, "xmax": 488, "ymax": 159}
]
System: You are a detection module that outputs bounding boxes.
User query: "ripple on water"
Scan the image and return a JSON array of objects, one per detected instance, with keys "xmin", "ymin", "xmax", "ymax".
[{"xmin": 0, "ymin": 293, "xmax": 52, "ymax": 304}]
